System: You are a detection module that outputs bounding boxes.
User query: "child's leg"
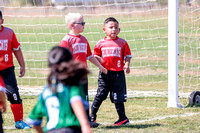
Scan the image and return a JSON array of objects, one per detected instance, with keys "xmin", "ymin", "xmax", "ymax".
[
  {"xmin": 90, "ymin": 98, "xmax": 103, "ymax": 121},
  {"xmin": 110, "ymin": 71, "xmax": 129, "ymax": 125},
  {"xmin": 114, "ymin": 102, "xmax": 127, "ymax": 120},
  {"xmin": 90, "ymin": 71, "xmax": 109, "ymax": 122},
  {"xmin": 1, "ymin": 67, "xmax": 31, "ymax": 129},
  {"xmin": 113, "ymin": 102, "xmax": 129, "ymax": 126},
  {"xmin": 1, "ymin": 67, "xmax": 23, "ymax": 122},
  {"xmin": 110, "ymin": 71, "xmax": 127, "ymax": 120}
]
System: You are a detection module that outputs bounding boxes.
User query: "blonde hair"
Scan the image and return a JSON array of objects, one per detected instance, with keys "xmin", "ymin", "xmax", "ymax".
[{"xmin": 65, "ymin": 13, "xmax": 83, "ymax": 28}]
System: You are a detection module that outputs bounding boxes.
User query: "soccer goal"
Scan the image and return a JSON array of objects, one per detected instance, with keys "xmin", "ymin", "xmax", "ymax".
[
  {"xmin": 168, "ymin": 0, "xmax": 200, "ymax": 107},
  {"xmin": 0, "ymin": 0, "xmax": 199, "ymax": 107}
]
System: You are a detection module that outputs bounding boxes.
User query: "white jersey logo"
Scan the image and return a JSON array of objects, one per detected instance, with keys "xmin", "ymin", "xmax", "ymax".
[
  {"xmin": 46, "ymin": 96, "xmax": 60, "ymax": 130},
  {"xmin": 102, "ymin": 47, "xmax": 121, "ymax": 58},
  {"xmin": 72, "ymin": 43, "xmax": 87, "ymax": 54},
  {"xmin": 0, "ymin": 40, "xmax": 8, "ymax": 51}
]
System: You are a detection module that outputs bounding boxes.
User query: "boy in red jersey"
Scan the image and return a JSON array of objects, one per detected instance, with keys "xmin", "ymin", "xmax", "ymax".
[
  {"xmin": 90, "ymin": 17, "xmax": 132, "ymax": 126},
  {"xmin": 0, "ymin": 75, "xmax": 7, "ymax": 132},
  {"xmin": 60, "ymin": 13, "xmax": 107, "ymax": 128},
  {"xmin": 0, "ymin": 10, "xmax": 31, "ymax": 129}
]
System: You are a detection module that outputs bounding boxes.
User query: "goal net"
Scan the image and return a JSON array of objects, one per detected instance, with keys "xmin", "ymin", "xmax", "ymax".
[
  {"xmin": 1, "ymin": 0, "xmax": 199, "ymax": 104},
  {"xmin": 178, "ymin": 0, "xmax": 200, "ymax": 106}
]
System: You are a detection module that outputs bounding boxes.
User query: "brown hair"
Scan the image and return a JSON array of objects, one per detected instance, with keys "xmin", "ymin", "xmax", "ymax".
[
  {"xmin": 104, "ymin": 17, "xmax": 119, "ymax": 25},
  {"xmin": 47, "ymin": 46, "xmax": 89, "ymax": 92}
]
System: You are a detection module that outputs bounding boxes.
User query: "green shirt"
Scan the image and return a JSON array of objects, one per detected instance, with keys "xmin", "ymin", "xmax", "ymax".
[{"xmin": 26, "ymin": 83, "xmax": 88, "ymax": 132}]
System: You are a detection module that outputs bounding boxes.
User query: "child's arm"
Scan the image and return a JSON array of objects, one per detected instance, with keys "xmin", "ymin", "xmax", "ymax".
[
  {"xmin": 71, "ymin": 100, "xmax": 92, "ymax": 133},
  {"xmin": 124, "ymin": 57, "xmax": 131, "ymax": 74},
  {"xmin": 89, "ymin": 57, "xmax": 107, "ymax": 74},
  {"xmin": 13, "ymin": 48, "xmax": 25, "ymax": 77},
  {"xmin": 0, "ymin": 91, "xmax": 6, "ymax": 113},
  {"xmin": 94, "ymin": 55, "xmax": 103, "ymax": 64},
  {"xmin": 33, "ymin": 126, "xmax": 44, "ymax": 133}
]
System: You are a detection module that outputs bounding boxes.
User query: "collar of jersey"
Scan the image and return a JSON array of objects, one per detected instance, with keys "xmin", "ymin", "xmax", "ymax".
[
  {"xmin": 104, "ymin": 36, "xmax": 119, "ymax": 41},
  {"xmin": 67, "ymin": 33, "xmax": 81, "ymax": 37}
]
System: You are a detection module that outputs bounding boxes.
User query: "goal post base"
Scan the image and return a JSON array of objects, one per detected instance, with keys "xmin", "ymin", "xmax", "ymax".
[{"xmin": 168, "ymin": 102, "xmax": 183, "ymax": 108}]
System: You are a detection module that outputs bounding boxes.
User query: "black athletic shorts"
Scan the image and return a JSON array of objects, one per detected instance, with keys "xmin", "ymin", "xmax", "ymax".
[
  {"xmin": 47, "ymin": 126, "xmax": 81, "ymax": 133},
  {"xmin": 95, "ymin": 70, "xmax": 127, "ymax": 103},
  {"xmin": 0, "ymin": 66, "xmax": 22, "ymax": 104}
]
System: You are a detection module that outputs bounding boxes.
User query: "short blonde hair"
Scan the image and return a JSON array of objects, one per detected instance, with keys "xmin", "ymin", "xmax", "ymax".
[{"xmin": 65, "ymin": 13, "xmax": 83, "ymax": 28}]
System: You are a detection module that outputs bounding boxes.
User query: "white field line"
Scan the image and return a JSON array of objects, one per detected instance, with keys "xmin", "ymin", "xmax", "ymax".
[
  {"xmin": 100, "ymin": 112, "xmax": 200, "ymax": 125},
  {"xmin": 4, "ymin": 112, "xmax": 200, "ymax": 129},
  {"xmin": 19, "ymin": 87, "xmax": 190, "ymax": 98},
  {"xmin": 3, "ymin": 126, "xmax": 15, "ymax": 130},
  {"xmin": 130, "ymin": 112, "xmax": 200, "ymax": 124}
]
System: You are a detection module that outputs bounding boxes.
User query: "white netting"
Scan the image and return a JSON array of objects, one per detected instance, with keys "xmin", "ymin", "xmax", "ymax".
[
  {"xmin": 1, "ymin": 0, "xmax": 169, "ymax": 97},
  {"xmin": 178, "ymin": 0, "xmax": 200, "ymax": 105}
]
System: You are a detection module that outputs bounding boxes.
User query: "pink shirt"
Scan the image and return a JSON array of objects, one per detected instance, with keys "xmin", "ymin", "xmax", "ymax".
[
  {"xmin": 60, "ymin": 33, "xmax": 93, "ymax": 67},
  {"xmin": 0, "ymin": 26, "xmax": 21, "ymax": 71},
  {"xmin": 94, "ymin": 37, "xmax": 132, "ymax": 71}
]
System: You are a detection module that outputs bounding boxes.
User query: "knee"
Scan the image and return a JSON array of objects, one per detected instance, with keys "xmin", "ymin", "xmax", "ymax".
[
  {"xmin": 95, "ymin": 95, "xmax": 106, "ymax": 102},
  {"xmin": 7, "ymin": 93, "xmax": 22, "ymax": 104}
]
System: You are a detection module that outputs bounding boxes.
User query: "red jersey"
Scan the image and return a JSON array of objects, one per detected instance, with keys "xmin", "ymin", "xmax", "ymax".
[
  {"xmin": 94, "ymin": 37, "xmax": 132, "ymax": 71},
  {"xmin": 0, "ymin": 26, "xmax": 21, "ymax": 71},
  {"xmin": 0, "ymin": 75, "xmax": 6, "ymax": 92},
  {"xmin": 60, "ymin": 33, "xmax": 93, "ymax": 67}
]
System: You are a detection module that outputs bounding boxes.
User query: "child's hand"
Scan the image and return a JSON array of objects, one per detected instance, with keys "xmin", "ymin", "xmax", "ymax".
[
  {"xmin": 19, "ymin": 66, "xmax": 25, "ymax": 77},
  {"xmin": 99, "ymin": 65, "xmax": 107, "ymax": 74},
  {"xmin": 90, "ymin": 55, "xmax": 107, "ymax": 74},
  {"xmin": 124, "ymin": 65, "xmax": 130, "ymax": 74},
  {"xmin": 0, "ymin": 101, "xmax": 6, "ymax": 113}
]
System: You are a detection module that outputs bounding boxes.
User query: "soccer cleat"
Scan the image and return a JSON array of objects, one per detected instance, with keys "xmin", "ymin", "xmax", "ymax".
[
  {"xmin": 15, "ymin": 121, "xmax": 32, "ymax": 129},
  {"xmin": 89, "ymin": 114, "xmax": 99, "ymax": 128},
  {"xmin": 112, "ymin": 118, "xmax": 130, "ymax": 126},
  {"xmin": 89, "ymin": 121, "xmax": 99, "ymax": 128},
  {"xmin": 90, "ymin": 113, "xmax": 97, "ymax": 123}
]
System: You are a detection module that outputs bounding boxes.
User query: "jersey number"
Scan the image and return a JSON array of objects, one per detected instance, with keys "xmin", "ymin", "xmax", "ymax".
[
  {"xmin": 117, "ymin": 60, "xmax": 121, "ymax": 67},
  {"xmin": 46, "ymin": 97, "xmax": 60, "ymax": 130},
  {"xmin": 5, "ymin": 54, "xmax": 8, "ymax": 62}
]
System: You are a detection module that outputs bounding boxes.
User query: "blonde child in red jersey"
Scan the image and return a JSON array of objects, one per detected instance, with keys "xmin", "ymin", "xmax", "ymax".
[
  {"xmin": 60, "ymin": 13, "xmax": 107, "ymax": 71},
  {"xmin": 60, "ymin": 13, "xmax": 107, "ymax": 128}
]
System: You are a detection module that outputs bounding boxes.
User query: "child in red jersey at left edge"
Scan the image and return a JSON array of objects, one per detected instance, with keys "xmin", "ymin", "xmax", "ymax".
[
  {"xmin": 0, "ymin": 75, "xmax": 7, "ymax": 133},
  {"xmin": 0, "ymin": 10, "xmax": 31, "ymax": 129}
]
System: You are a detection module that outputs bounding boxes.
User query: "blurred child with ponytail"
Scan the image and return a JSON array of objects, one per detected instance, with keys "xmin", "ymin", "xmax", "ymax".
[{"xmin": 26, "ymin": 46, "xmax": 92, "ymax": 133}]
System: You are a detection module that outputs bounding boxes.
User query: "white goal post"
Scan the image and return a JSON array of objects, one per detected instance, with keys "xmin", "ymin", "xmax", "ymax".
[
  {"xmin": 168, "ymin": 0, "xmax": 179, "ymax": 108},
  {"xmin": 168, "ymin": 0, "xmax": 200, "ymax": 107}
]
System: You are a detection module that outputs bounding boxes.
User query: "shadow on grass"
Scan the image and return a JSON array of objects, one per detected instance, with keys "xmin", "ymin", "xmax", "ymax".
[{"xmin": 101, "ymin": 123, "xmax": 161, "ymax": 129}]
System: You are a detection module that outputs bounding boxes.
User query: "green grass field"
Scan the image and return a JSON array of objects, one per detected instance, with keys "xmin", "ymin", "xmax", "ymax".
[{"xmin": 3, "ymin": 96, "xmax": 200, "ymax": 133}]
